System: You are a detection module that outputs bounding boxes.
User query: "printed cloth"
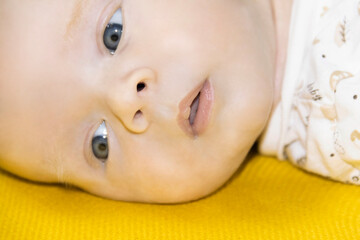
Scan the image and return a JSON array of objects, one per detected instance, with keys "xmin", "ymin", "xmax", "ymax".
[{"xmin": 260, "ymin": 0, "xmax": 360, "ymax": 184}]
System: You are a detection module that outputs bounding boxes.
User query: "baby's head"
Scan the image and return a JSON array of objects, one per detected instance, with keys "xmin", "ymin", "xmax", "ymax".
[{"xmin": 0, "ymin": 0, "xmax": 277, "ymax": 203}]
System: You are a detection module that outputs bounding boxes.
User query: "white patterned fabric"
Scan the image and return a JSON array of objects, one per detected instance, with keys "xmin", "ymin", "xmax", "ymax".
[{"xmin": 259, "ymin": 0, "xmax": 360, "ymax": 184}]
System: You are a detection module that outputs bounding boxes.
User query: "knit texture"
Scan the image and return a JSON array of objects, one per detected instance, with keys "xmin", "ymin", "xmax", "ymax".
[{"xmin": 1, "ymin": 155, "xmax": 360, "ymax": 240}]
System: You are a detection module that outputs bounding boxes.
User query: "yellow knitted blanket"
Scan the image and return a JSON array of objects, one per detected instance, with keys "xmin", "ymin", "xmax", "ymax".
[{"xmin": 1, "ymin": 155, "xmax": 359, "ymax": 240}]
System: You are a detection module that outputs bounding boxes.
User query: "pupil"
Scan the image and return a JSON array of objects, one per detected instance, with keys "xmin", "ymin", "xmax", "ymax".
[
  {"xmin": 98, "ymin": 143, "xmax": 107, "ymax": 151},
  {"xmin": 111, "ymin": 34, "xmax": 119, "ymax": 42}
]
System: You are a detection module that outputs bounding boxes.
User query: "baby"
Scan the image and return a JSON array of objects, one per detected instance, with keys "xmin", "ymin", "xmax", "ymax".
[{"xmin": 0, "ymin": 0, "xmax": 358, "ymax": 204}]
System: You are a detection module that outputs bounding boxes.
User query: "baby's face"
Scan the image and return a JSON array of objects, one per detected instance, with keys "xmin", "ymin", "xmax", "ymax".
[{"xmin": 0, "ymin": 0, "xmax": 275, "ymax": 203}]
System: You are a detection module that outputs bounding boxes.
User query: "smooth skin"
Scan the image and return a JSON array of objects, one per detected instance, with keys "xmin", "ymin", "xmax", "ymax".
[{"xmin": 0, "ymin": 0, "xmax": 292, "ymax": 203}]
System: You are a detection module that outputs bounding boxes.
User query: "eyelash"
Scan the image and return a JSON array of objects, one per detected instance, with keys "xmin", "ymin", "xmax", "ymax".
[
  {"xmin": 103, "ymin": 8, "xmax": 123, "ymax": 54},
  {"xmin": 96, "ymin": 1, "xmax": 123, "ymax": 55},
  {"xmin": 101, "ymin": 7, "xmax": 124, "ymax": 55}
]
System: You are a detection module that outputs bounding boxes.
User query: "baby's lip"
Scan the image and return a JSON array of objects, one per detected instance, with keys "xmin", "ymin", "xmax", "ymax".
[{"xmin": 177, "ymin": 79, "xmax": 214, "ymax": 137}]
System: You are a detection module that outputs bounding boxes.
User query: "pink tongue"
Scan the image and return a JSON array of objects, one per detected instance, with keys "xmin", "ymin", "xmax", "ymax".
[{"xmin": 189, "ymin": 93, "xmax": 200, "ymax": 125}]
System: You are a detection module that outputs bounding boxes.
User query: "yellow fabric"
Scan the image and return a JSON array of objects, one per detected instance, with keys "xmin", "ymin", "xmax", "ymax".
[{"xmin": 1, "ymin": 155, "xmax": 360, "ymax": 240}]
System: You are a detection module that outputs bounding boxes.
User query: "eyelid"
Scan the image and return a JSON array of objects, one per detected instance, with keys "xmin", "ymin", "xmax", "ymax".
[{"xmin": 96, "ymin": 0, "xmax": 123, "ymax": 55}]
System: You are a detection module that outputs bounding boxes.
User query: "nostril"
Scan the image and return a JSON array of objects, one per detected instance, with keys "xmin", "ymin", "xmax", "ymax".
[
  {"xmin": 137, "ymin": 82, "xmax": 146, "ymax": 92},
  {"xmin": 134, "ymin": 110, "xmax": 143, "ymax": 119},
  {"xmin": 131, "ymin": 109, "xmax": 149, "ymax": 133}
]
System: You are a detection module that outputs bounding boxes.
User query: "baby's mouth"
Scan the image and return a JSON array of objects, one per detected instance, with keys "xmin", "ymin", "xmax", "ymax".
[
  {"xmin": 178, "ymin": 79, "xmax": 214, "ymax": 137},
  {"xmin": 189, "ymin": 92, "xmax": 200, "ymax": 125}
]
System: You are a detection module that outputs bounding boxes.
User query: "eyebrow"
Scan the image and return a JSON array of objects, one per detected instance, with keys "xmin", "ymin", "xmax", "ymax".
[{"xmin": 64, "ymin": 0, "xmax": 88, "ymax": 41}]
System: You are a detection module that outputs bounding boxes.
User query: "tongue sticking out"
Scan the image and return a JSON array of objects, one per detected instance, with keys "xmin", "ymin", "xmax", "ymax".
[{"xmin": 189, "ymin": 92, "xmax": 200, "ymax": 125}]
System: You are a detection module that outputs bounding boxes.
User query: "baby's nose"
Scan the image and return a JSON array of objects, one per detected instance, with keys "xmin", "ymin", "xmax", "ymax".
[{"xmin": 106, "ymin": 68, "xmax": 156, "ymax": 133}]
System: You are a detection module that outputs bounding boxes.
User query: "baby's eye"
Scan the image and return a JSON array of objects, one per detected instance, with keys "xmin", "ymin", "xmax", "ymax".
[
  {"xmin": 103, "ymin": 9, "xmax": 123, "ymax": 54},
  {"xmin": 91, "ymin": 121, "xmax": 109, "ymax": 161}
]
